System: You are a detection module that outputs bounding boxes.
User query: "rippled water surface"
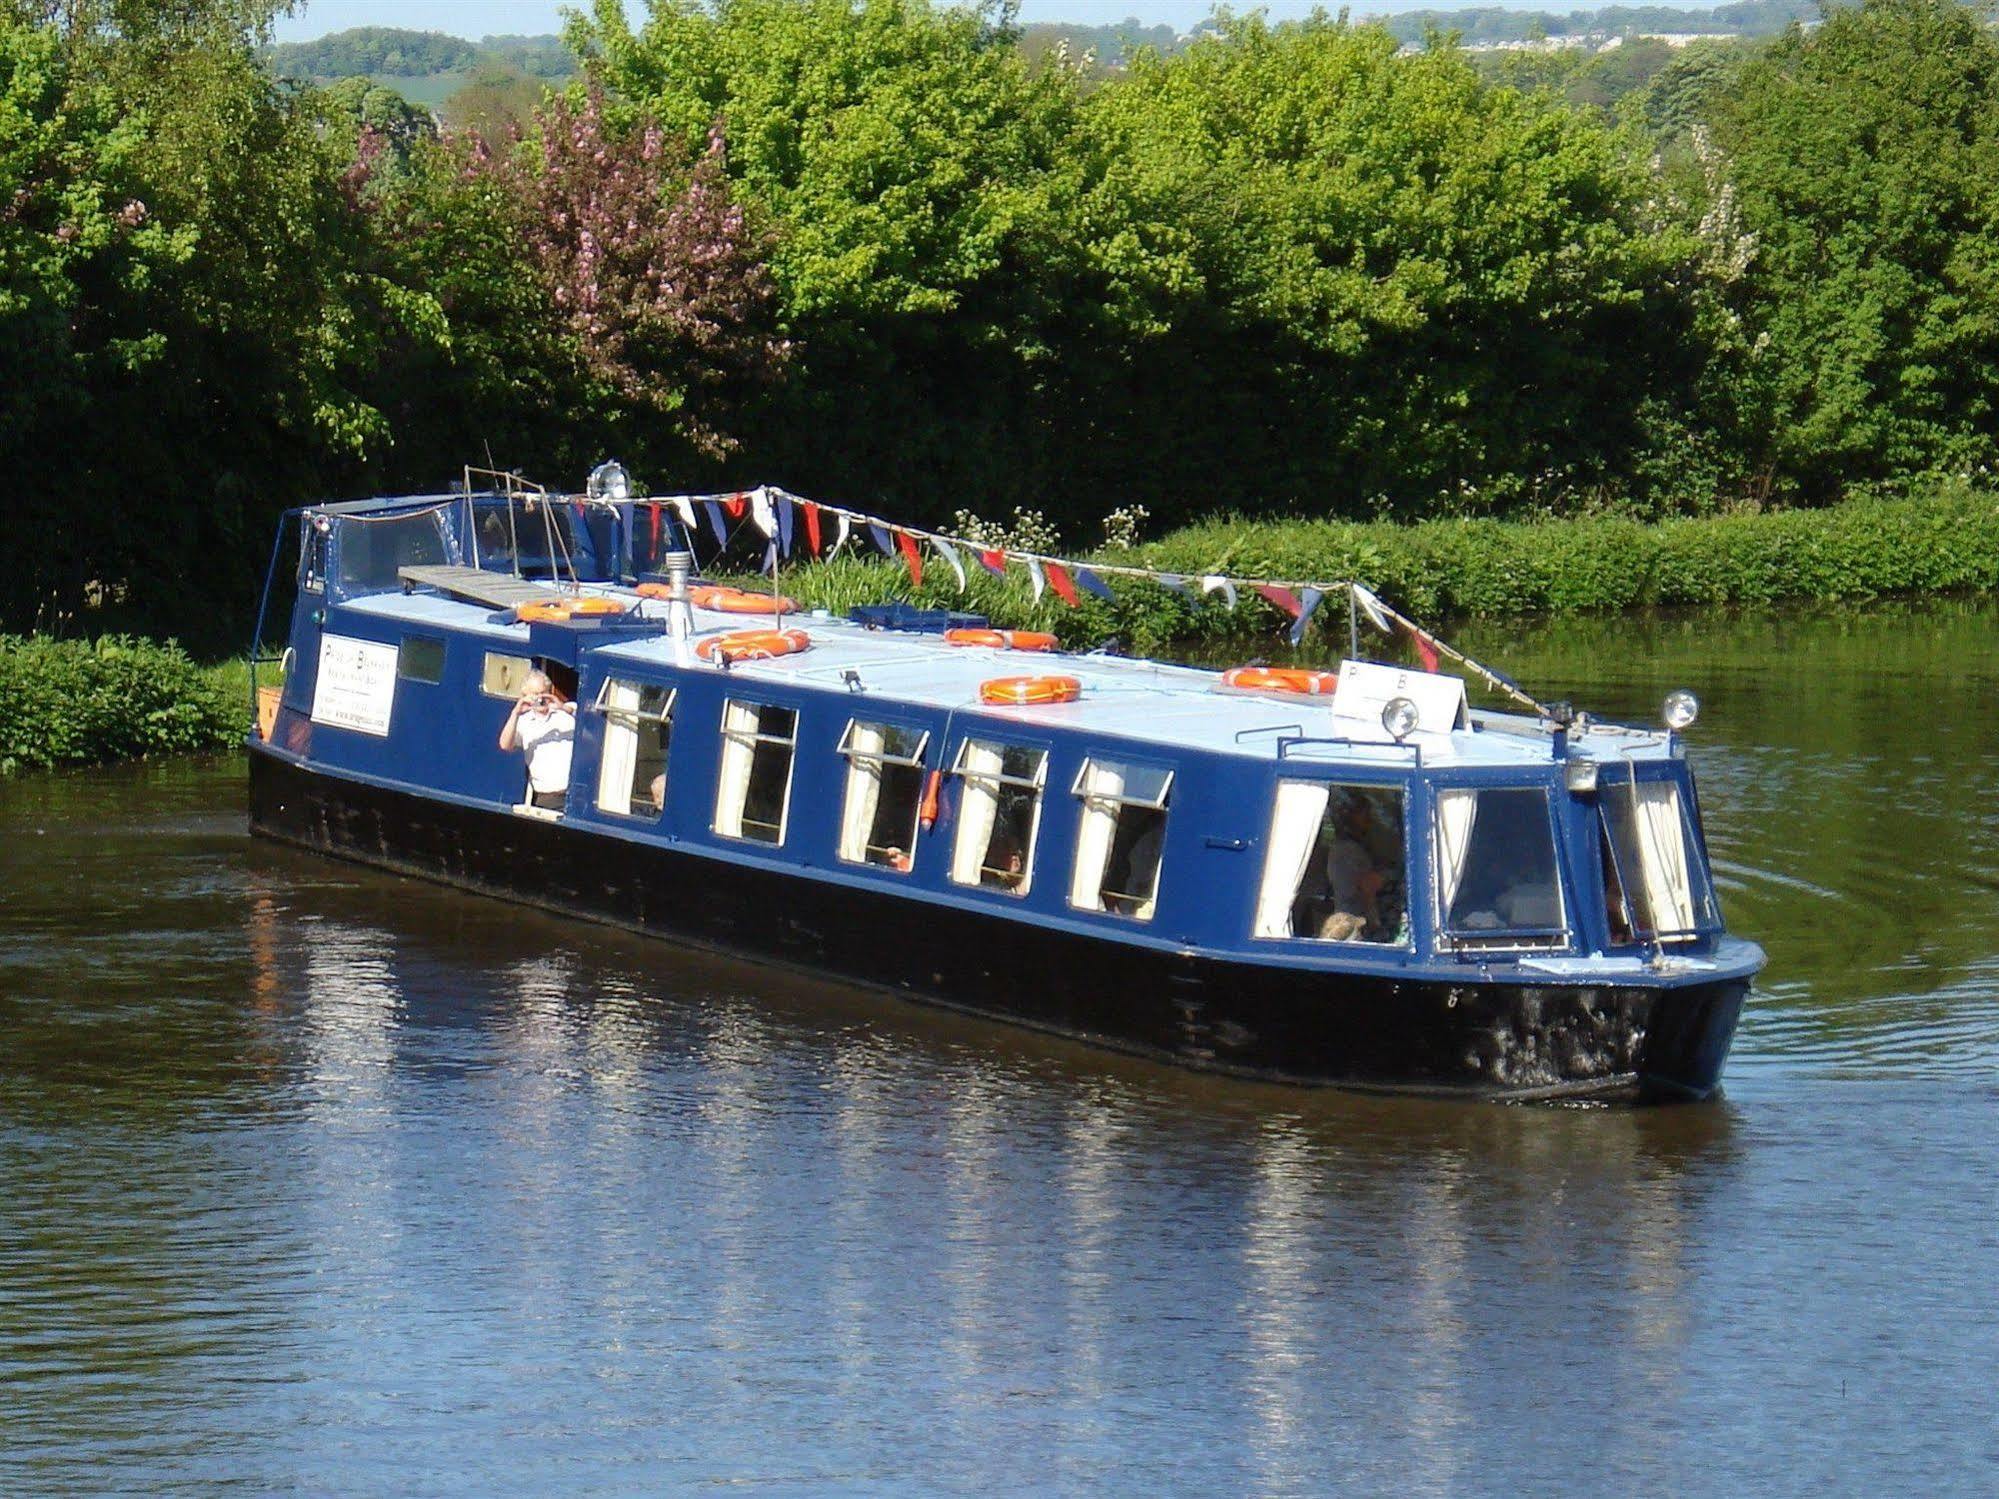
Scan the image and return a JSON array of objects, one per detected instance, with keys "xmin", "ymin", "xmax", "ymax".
[{"xmin": 5, "ymin": 603, "xmax": 1999, "ymax": 1494}]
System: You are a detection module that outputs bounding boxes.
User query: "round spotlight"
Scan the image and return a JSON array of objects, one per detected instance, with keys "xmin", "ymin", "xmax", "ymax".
[
  {"xmin": 1381, "ymin": 696, "xmax": 1420, "ymax": 740},
  {"xmin": 587, "ymin": 460, "xmax": 631, "ymax": 502},
  {"xmin": 1663, "ymin": 688, "xmax": 1700, "ymax": 731}
]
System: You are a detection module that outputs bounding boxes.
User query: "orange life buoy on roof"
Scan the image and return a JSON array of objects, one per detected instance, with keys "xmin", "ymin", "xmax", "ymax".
[
  {"xmin": 695, "ymin": 628, "xmax": 812, "ymax": 664},
  {"xmin": 980, "ymin": 675, "xmax": 1082, "ymax": 706},
  {"xmin": 945, "ymin": 628, "xmax": 1058, "ymax": 652},
  {"xmin": 517, "ymin": 595, "xmax": 629, "ymax": 623},
  {"xmin": 1219, "ymin": 666, "xmax": 1338, "ymax": 695},
  {"xmin": 687, "ymin": 583, "xmax": 798, "ymax": 615}
]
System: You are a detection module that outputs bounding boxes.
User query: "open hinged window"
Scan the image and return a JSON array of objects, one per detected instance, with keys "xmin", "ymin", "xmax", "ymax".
[
  {"xmin": 715, "ymin": 700, "xmax": 798, "ymax": 844},
  {"xmin": 593, "ymin": 679, "xmax": 676, "ymax": 818},
  {"xmin": 949, "ymin": 739, "xmax": 1048, "ymax": 895},
  {"xmin": 837, "ymin": 721, "xmax": 931, "ymax": 872},
  {"xmin": 1069, "ymin": 759, "xmax": 1173, "ymax": 920},
  {"xmin": 1254, "ymin": 781, "xmax": 1409, "ymax": 944},
  {"xmin": 1600, "ymin": 778, "xmax": 1713, "ymax": 944},
  {"xmin": 1433, "ymin": 786, "xmax": 1569, "ymax": 952}
]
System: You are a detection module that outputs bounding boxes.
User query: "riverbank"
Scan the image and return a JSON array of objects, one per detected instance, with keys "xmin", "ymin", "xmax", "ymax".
[
  {"xmin": 766, "ymin": 489, "xmax": 1999, "ymax": 651},
  {"xmin": 0, "ymin": 637, "xmax": 244, "ymax": 775}
]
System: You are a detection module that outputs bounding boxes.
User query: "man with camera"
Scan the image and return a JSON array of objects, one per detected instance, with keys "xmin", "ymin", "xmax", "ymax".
[{"xmin": 499, "ymin": 668, "xmax": 577, "ymax": 811}]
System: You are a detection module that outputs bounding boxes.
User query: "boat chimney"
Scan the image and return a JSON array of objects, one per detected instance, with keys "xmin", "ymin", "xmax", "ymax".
[{"xmin": 663, "ymin": 549, "xmax": 695, "ymax": 658}]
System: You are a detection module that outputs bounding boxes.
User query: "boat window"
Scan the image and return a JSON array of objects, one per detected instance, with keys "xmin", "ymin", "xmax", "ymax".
[
  {"xmin": 1254, "ymin": 782, "xmax": 1409, "ymax": 944},
  {"xmin": 1600, "ymin": 779, "xmax": 1712, "ymax": 943},
  {"xmin": 1069, "ymin": 759, "xmax": 1173, "ymax": 920},
  {"xmin": 837, "ymin": 721, "xmax": 931, "ymax": 872},
  {"xmin": 1434, "ymin": 787, "xmax": 1568, "ymax": 950},
  {"xmin": 298, "ymin": 521, "xmax": 327, "ymax": 593},
  {"xmin": 397, "ymin": 634, "xmax": 446, "ymax": 685},
  {"xmin": 333, "ymin": 508, "xmax": 449, "ymax": 594},
  {"xmin": 593, "ymin": 679, "xmax": 676, "ymax": 819},
  {"xmin": 948, "ymin": 739, "xmax": 1048, "ymax": 896},
  {"xmin": 715, "ymin": 700, "xmax": 798, "ymax": 845},
  {"xmin": 482, "ymin": 652, "xmax": 535, "ymax": 699}
]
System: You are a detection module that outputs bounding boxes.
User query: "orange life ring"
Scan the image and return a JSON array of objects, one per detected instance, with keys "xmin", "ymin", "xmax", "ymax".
[
  {"xmin": 688, "ymin": 583, "xmax": 798, "ymax": 615},
  {"xmin": 945, "ymin": 628, "xmax": 1058, "ymax": 652},
  {"xmin": 1219, "ymin": 666, "xmax": 1339, "ymax": 695},
  {"xmin": 981, "ymin": 675, "xmax": 1082, "ymax": 706},
  {"xmin": 517, "ymin": 595, "xmax": 629, "ymax": 623},
  {"xmin": 695, "ymin": 628, "xmax": 812, "ymax": 664}
]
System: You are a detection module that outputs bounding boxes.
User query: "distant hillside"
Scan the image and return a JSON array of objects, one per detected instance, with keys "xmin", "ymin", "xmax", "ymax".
[
  {"xmin": 1374, "ymin": 1, "xmax": 1823, "ymax": 47},
  {"xmin": 265, "ymin": 26, "xmax": 576, "ymax": 84}
]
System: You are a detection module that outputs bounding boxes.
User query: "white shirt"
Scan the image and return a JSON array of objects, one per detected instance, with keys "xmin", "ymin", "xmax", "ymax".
[{"xmin": 515, "ymin": 706, "xmax": 575, "ymax": 794}]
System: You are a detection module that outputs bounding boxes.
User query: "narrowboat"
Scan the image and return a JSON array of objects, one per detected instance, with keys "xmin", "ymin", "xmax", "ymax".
[{"xmin": 245, "ymin": 473, "xmax": 1763, "ymax": 1100}]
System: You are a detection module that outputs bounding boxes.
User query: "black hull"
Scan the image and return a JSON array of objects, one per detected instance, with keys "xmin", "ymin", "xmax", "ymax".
[{"xmin": 247, "ymin": 748, "xmax": 1746, "ymax": 1101}]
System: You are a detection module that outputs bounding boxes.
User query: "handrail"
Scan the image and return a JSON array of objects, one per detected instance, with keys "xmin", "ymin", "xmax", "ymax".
[{"xmin": 1275, "ymin": 734, "xmax": 1423, "ymax": 767}]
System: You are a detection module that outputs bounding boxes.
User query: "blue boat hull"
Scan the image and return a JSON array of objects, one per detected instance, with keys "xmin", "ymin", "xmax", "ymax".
[{"xmin": 247, "ymin": 746, "xmax": 1746, "ymax": 1101}]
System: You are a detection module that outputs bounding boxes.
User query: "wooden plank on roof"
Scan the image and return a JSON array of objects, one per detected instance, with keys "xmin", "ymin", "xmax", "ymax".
[{"xmin": 399, "ymin": 564, "xmax": 552, "ymax": 610}]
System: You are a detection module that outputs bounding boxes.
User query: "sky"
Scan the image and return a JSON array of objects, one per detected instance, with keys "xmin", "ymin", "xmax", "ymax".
[{"xmin": 268, "ymin": 0, "xmax": 1433, "ymax": 45}]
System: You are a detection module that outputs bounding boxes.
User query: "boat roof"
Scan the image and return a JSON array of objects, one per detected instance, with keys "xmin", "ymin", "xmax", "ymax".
[{"xmin": 343, "ymin": 580, "xmax": 1677, "ymax": 772}]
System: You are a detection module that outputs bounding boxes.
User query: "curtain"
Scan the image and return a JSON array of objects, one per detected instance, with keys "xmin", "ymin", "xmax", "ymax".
[
  {"xmin": 1433, "ymin": 789, "xmax": 1480, "ymax": 923},
  {"xmin": 951, "ymin": 741, "xmax": 1004, "ymax": 885},
  {"xmin": 840, "ymin": 723, "xmax": 886, "ymax": 863},
  {"xmin": 713, "ymin": 700, "xmax": 758, "ymax": 838},
  {"xmin": 595, "ymin": 680, "xmax": 641, "ymax": 815},
  {"xmin": 1069, "ymin": 760, "xmax": 1126, "ymax": 911},
  {"xmin": 1633, "ymin": 781, "xmax": 1696, "ymax": 933},
  {"xmin": 1255, "ymin": 781, "xmax": 1331, "ymax": 938}
]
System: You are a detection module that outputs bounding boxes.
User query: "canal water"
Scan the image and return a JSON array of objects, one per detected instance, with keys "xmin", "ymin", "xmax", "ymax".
[{"xmin": 3, "ymin": 602, "xmax": 1997, "ymax": 1494}]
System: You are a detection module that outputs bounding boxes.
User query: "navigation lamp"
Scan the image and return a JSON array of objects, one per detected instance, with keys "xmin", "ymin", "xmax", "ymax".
[
  {"xmin": 587, "ymin": 460, "xmax": 631, "ymax": 502},
  {"xmin": 1662, "ymin": 689, "xmax": 1700, "ymax": 731},
  {"xmin": 1565, "ymin": 757, "xmax": 1599, "ymax": 794},
  {"xmin": 1382, "ymin": 696, "xmax": 1420, "ymax": 741}
]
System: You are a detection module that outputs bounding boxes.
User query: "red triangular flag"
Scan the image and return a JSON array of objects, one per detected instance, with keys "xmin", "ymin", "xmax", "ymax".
[
  {"xmin": 897, "ymin": 530, "xmax": 924, "ymax": 587},
  {"xmin": 1405, "ymin": 620, "xmax": 1440, "ymax": 673},
  {"xmin": 1256, "ymin": 584, "xmax": 1303, "ymax": 618},
  {"xmin": 801, "ymin": 501, "xmax": 822, "ymax": 557},
  {"xmin": 723, "ymin": 492, "xmax": 748, "ymax": 520},
  {"xmin": 978, "ymin": 548, "xmax": 1007, "ymax": 578},
  {"xmin": 1045, "ymin": 561, "xmax": 1080, "ymax": 607}
]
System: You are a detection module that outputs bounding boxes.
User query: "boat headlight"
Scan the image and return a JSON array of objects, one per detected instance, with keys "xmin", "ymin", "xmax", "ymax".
[
  {"xmin": 1564, "ymin": 757, "xmax": 1599, "ymax": 793},
  {"xmin": 1381, "ymin": 696, "xmax": 1420, "ymax": 741},
  {"xmin": 1663, "ymin": 688, "xmax": 1700, "ymax": 731},
  {"xmin": 587, "ymin": 460, "xmax": 631, "ymax": 502}
]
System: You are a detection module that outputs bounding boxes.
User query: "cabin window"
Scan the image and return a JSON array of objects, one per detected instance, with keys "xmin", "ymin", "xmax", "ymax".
[
  {"xmin": 397, "ymin": 634, "xmax": 446, "ymax": 685},
  {"xmin": 715, "ymin": 700, "xmax": 797, "ymax": 845},
  {"xmin": 1254, "ymin": 782, "xmax": 1409, "ymax": 943},
  {"xmin": 333, "ymin": 508, "xmax": 449, "ymax": 593},
  {"xmin": 298, "ymin": 522, "xmax": 327, "ymax": 593},
  {"xmin": 948, "ymin": 739, "xmax": 1047, "ymax": 896},
  {"xmin": 482, "ymin": 652, "xmax": 534, "ymax": 699},
  {"xmin": 1600, "ymin": 779, "xmax": 1710, "ymax": 943},
  {"xmin": 1069, "ymin": 759, "xmax": 1173, "ymax": 920},
  {"xmin": 1434, "ymin": 787, "xmax": 1568, "ymax": 950},
  {"xmin": 837, "ymin": 721, "xmax": 931, "ymax": 871},
  {"xmin": 594, "ymin": 679, "xmax": 676, "ymax": 819}
]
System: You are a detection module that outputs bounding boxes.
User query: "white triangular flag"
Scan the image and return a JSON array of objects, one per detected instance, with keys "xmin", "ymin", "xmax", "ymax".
[
  {"xmin": 829, "ymin": 513, "xmax": 851, "ymax": 557},
  {"xmin": 1201, "ymin": 575, "xmax": 1238, "ymax": 609},
  {"xmin": 1350, "ymin": 582, "xmax": 1393, "ymax": 634},
  {"xmin": 1025, "ymin": 557, "xmax": 1046, "ymax": 603},
  {"xmin": 931, "ymin": 536, "xmax": 967, "ymax": 592},
  {"xmin": 671, "ymin": 497, "xmax": 696, "ymax": 531},
  {"xmin": 748, "ymin": 486, "xmax": 776, "ymax": 539}
]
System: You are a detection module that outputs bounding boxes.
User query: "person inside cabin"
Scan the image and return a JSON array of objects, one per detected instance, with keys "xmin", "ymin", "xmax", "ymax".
[
  {"xmin": 983, "ymin": 800, "xmax": 1031, "ymax": 890},
  {"xmin": 499, "ymin": 668, "xmax": 577, "ymax": 811},
  {"xmin": 1313, "ymin": 791, "xmax": 1402, "ymax": 942}
]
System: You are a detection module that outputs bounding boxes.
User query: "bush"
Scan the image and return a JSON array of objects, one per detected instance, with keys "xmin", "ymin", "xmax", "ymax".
[
  {"xmin": 0, "ymin": 637, "xmax": 243, "ymax": 774},
  {"xmin": 753, "ymin": 488, "xmax": 1999, "ymax": 652}
]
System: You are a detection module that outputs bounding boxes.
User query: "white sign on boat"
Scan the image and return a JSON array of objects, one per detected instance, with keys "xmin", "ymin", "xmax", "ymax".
[
  {"xmin": 311, "ymin": 634, "xmax": 399, "ymax": 737},
  {"xmin": 1330, "ymin": 659, "xmax": 1469, "ymax": 739}
]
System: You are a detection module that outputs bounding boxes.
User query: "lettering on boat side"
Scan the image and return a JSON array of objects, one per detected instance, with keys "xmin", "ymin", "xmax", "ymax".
[{"xmin": 311, "ymin": 634, "xmax": 399, "ymax": 737}]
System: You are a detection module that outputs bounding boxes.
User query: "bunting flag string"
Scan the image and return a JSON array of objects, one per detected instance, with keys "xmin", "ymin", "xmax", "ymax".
[{"xmin": 642, "ymin": 483, "xmax": 1549, "ymax": 714}]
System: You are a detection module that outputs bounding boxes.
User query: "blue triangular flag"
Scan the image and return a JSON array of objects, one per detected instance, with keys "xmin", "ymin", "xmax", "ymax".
[
  {"xmin": 869, "ymin": 522, "xmax": 894, "ymax": 556},
  {"xmin": 1076, "ymin": 566, "xmax": 1114, "ymax": 602},
  {"xmin": 775, "ymin": 494, "xmax": 795, "ymax": 556},
  {"xmin": 1156, "ymin": 573, "xmax": 1192, "ymax": 598},
  {"xmin": 703, "ymin": 501, "xmax": 728, "ymax": 547},
  {"xmin": 1288, "ymin": 586, "xmax": 1325, "ymax": 647}
]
